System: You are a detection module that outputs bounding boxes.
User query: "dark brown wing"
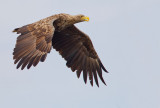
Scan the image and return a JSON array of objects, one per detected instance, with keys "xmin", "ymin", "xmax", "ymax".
[
  {"xmin": 13, "ymin": 15, "xmax": 58, "ymax": 70},
  {"xmin": 52, "ymin": 25, "xmax": 108, "ymax": 87}
]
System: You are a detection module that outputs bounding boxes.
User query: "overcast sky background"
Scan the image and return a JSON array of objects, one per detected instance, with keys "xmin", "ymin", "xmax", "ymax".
[{"xmin": 0, "ymin": 0, "xmax": 160, "ymax": 108}]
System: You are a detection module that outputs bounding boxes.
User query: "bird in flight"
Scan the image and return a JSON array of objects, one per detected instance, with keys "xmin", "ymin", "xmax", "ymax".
[{"xmin": 13, "ymin": 13, "xmax": 108, "ymax": 87}]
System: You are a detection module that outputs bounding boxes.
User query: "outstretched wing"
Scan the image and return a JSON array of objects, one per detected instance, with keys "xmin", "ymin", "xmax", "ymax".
[
  {"xmin": 13, "ymin": 15, "xmax": 58, "ymax": 70},
  {"xmin": 52, "ymin": 25, "xmax": 108, "ymax": 87}
]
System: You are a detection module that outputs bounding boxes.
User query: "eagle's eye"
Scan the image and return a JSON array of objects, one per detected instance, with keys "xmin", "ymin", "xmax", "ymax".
[{"xmin": 81, "ymin": 15, "xmax": 84, "ymax": 17}]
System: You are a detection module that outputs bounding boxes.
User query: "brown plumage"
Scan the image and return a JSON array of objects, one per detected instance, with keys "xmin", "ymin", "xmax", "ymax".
[{"xmin": 13, "ymin": 13, "xmax": 108, "ymax": 87}]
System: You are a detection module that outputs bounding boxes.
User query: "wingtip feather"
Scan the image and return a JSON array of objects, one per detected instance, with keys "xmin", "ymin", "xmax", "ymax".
[{"xmin": 98, "ymin": 59, "xmax": 109, "ymax": 73}]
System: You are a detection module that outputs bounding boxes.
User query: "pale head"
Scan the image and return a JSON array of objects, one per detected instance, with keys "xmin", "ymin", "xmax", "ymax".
[
  {"xmin": 54, "ymin": 13, "xmax": 90, "ymax": 31},
  {"xmin": 74, "ymin": 14, "xmax": 90, "ymax": 22}
]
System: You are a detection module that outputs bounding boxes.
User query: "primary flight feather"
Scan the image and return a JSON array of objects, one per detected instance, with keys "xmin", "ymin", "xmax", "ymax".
[{"xmin": 13, "ymin": 13, "xmax": 108, "ymax": 87}]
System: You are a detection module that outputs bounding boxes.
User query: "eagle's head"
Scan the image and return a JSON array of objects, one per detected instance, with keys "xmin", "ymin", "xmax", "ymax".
[{"xmin": 75, "ymin": 14, "xmax": 89, "ymax": 22}]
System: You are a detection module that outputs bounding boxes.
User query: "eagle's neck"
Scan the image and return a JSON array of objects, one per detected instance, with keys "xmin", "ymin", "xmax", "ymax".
[{"xmin": 53, "ymin": 14, "xmax": 80, "ymax": 32}]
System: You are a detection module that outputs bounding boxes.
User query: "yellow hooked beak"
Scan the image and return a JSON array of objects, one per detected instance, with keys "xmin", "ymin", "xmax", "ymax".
[{"xmin": 81, "ymin": 16, "xmax": 89, "ymax": 22}]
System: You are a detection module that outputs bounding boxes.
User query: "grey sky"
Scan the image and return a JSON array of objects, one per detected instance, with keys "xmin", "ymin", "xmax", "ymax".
[{"xmin": 0, "ymin": 0, "xmax": 160, "ymax": 108}]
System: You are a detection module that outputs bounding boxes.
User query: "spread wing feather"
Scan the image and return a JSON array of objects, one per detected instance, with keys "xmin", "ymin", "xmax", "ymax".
[
  {"xmin": 52, "ymin": 25, "xmax": 108, "ymax": 87},
  {"xmin": 13, "ymin": 15, "xmax": 58, "ymax": 70}
]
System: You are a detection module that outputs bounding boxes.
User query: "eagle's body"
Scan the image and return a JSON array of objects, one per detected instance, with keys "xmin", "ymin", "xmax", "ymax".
[{"xmin": 13, "ymin": 13, "xmax": 108, "ymax": 87}]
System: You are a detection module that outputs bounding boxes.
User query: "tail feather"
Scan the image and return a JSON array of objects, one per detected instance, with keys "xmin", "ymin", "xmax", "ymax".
[{"xmin": 13, "ymin": 28, "xmax": 20, "ymax": 33}]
